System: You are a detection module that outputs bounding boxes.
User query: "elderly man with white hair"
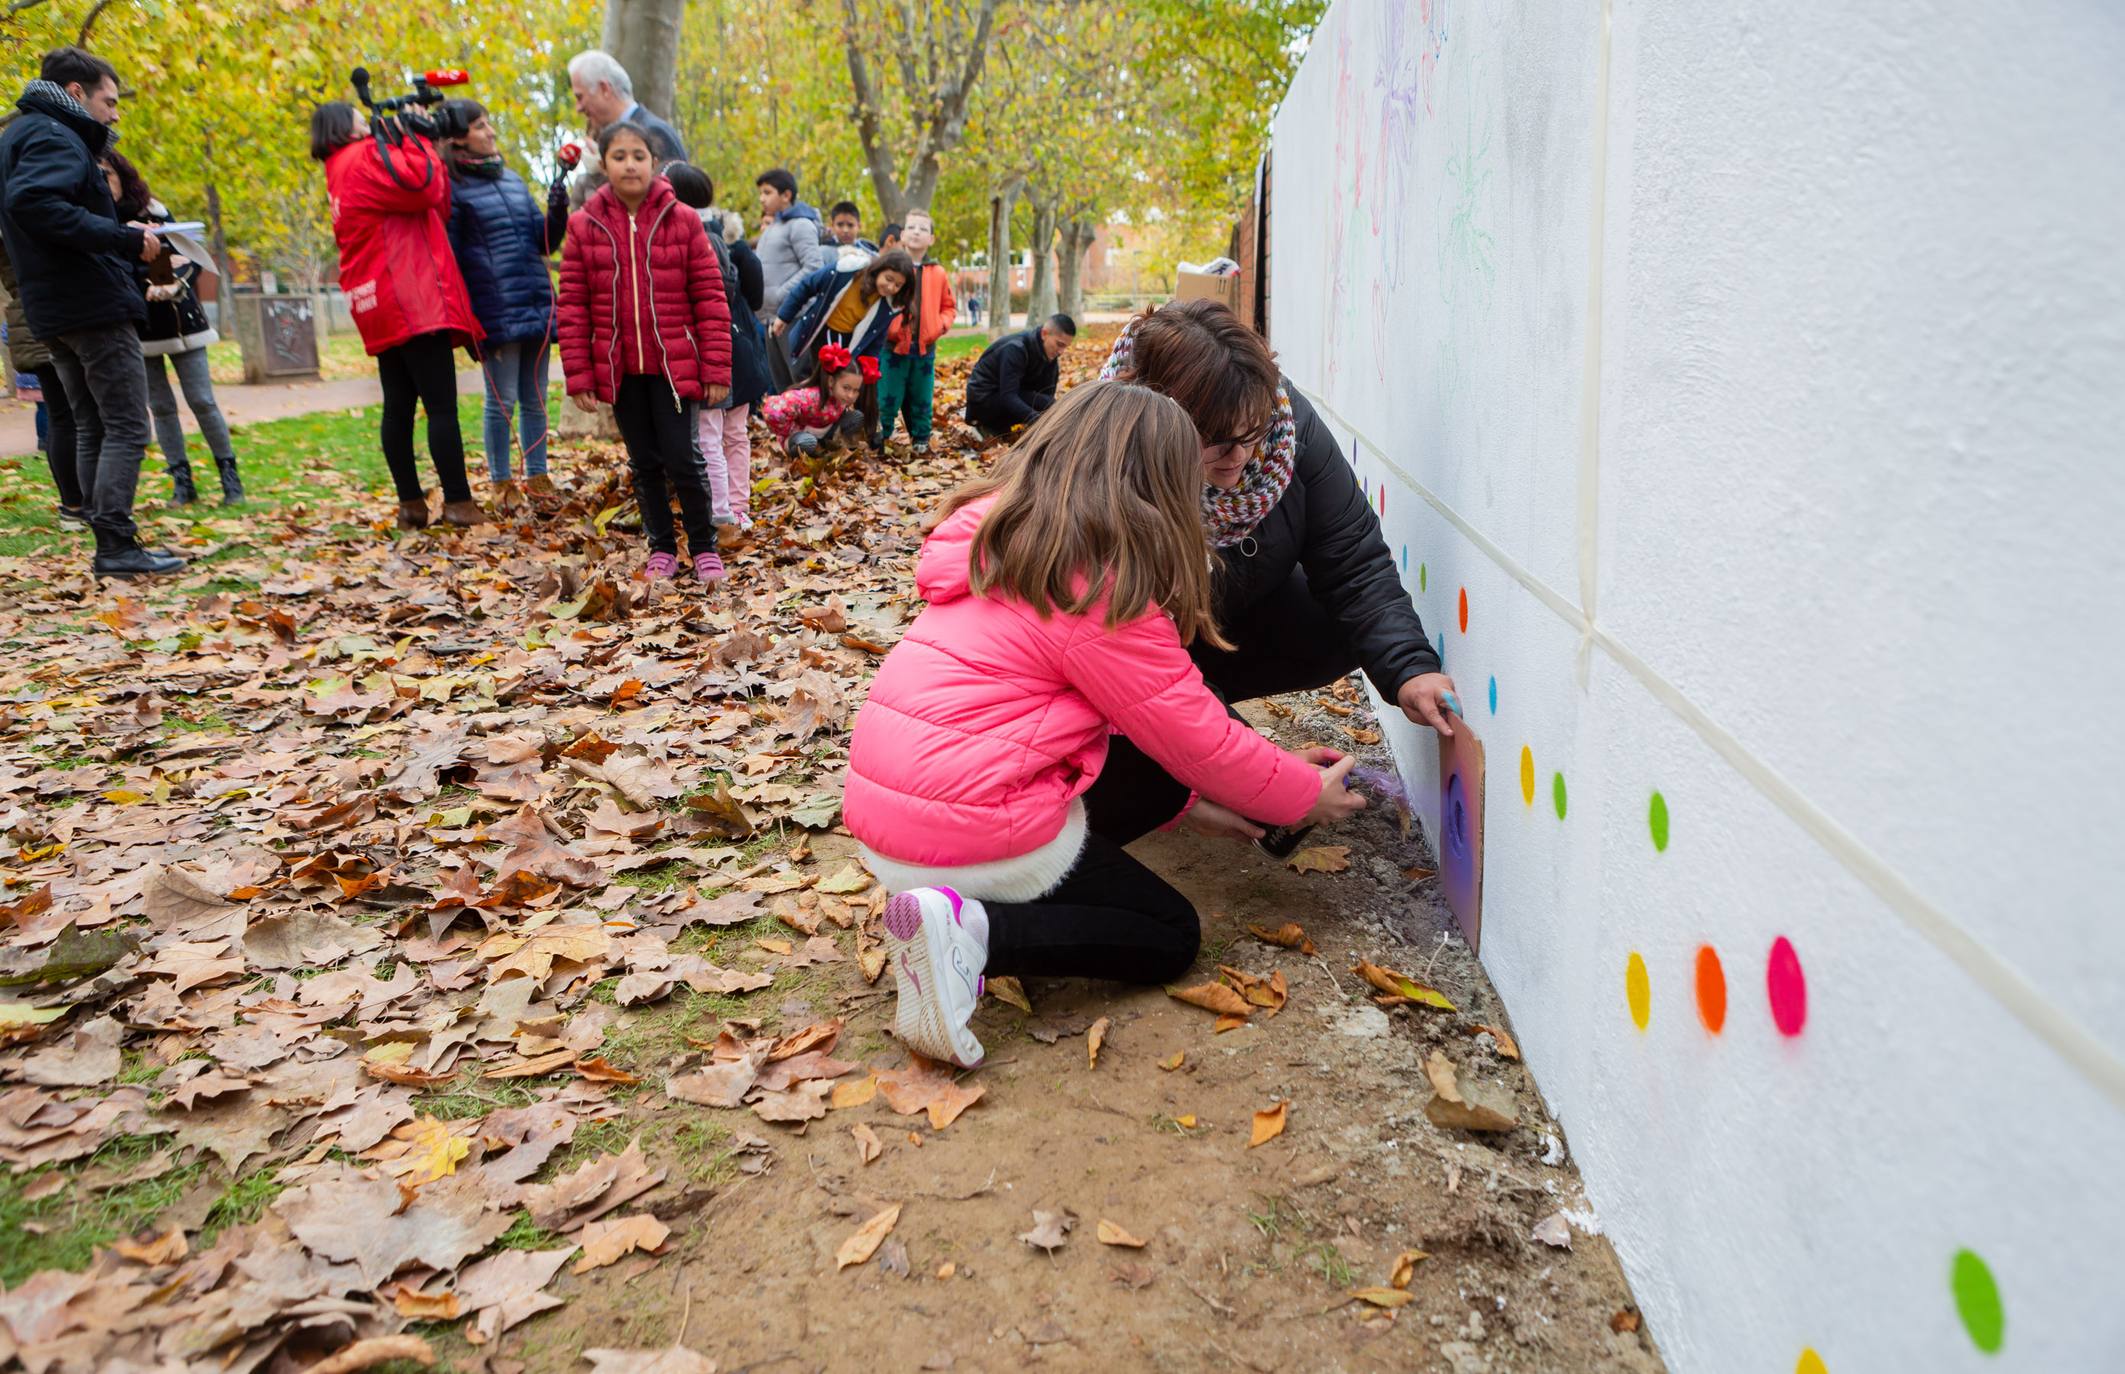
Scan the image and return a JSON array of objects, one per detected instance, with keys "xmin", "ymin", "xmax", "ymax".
[{"xmin": 566, "ymin": 50, "xmax": 686, "ymax": 163}]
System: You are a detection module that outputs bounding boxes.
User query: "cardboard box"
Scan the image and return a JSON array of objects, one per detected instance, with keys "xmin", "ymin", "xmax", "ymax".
[{"xmin": 1175, "ymin": 269, "xmax": 1241, "ymax": 313}]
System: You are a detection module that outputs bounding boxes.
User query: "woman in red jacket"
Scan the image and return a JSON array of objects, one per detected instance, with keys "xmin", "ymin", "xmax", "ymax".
[
  {"xmin": 310, "ymin": 102, "xmax": 485, "ymax": 529},
  {"xmin": 558, "ymin": 121, "xmax": 731, "ymax": 583}
]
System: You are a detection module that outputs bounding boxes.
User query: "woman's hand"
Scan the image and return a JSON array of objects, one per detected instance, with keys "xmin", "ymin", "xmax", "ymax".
[
  {"xmin": 570, "ymin": 392, "xmax": 598, "ymax": 413},
  {"xmin": 1304, "ymin": 755, "xmax": 1369, "ymax": 826},
  {"xmin": 1300, "ymin": 746, "xmax": 1345, "ymax": 768},
  {"xmin": 703, "ymin": 384, "xmax": 730, "ymax": 407},
  {"xmin": 1397, "ymin": 672, "xmax": 1460, "ymax": 737},
  {"xmin": 768, "ymin": 318, "xmax": 787, "ymax": 339},
  {"xmin": 1180, "ymin": 799, "xmax": 1264, "ymax": 842}
]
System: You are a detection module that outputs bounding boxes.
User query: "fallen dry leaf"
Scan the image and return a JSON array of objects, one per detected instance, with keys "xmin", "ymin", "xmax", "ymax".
[
  {"xmin": 1351, "ymin": 1286, "xmax": 1415, "ymax": 1308},
  {"xmin": 835, "ymin": 1203, "xmax": 902, "ymax": 1270},
  {"xmin": 876, "ymin": 1054, "xmax": 984, "ymax": 1130},
  {"xmin": 583, "ymin": 1346, "xmax": 719, "ymax": 1374},
  {"xmin": 1352, "ymin": 959, "xmax": 1457, "ymax": 1011},
  {"xmin": 850, "ymin": 1122, "xmax": 883, "ymax": 1164},
  {"xmin": 1423, "ymin": 1050, "xmax": 1520, "ymax": 1133},
  {"xmin": 572, "ymin": 1213, "xmax": 672, "ymax": 1274},
  {"xmin": 1018, "ymin": 1208, "xmax": 1077, "ymax": 1252},
  {"xmin": 1095, "ymin": 1218, "xmax": 1147, "ymax": 1249},
  {"xmin": 1166, "ymin": 982, "xmax": 1250, "ymax": 1017},
  {"xmin": 985, "ymin": 974, "xmax": 1032, "ymax": 1012},
  {"xmin": 110, "ymin": 1225, "xmax": 188, "ymax": 1265},
  {"xmin": 1389, "ymin": 1249, "xmax": 1430, "ymax": 1289},
  {"xmin": 1249, "ymin": 1101, "xmax": 1289, "ymax": 1148},
  {"xmin": 1087, "ymin": 1016, "xmax": 1110, "ymax": 1069},
  {"xmin": 1158, "ymin": 1051, "xmax": 1184, "ymax": 1072},
  {"xmin": 1246, "ymin": 922, "xmax": 1319, "ymax": 956},
  {"xmin": 1286, "ymin": 845, "xmax": 1351, "ymax": 875},
  {"xmin": 1470, "ymin": 1023, "xmax": 1522, "ymax": 1059}
]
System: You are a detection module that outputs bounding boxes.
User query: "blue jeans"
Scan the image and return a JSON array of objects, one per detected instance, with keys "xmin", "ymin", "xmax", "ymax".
[{"xmin": 480, "ymin": 339, "xmax": 551, "ymax": 480}]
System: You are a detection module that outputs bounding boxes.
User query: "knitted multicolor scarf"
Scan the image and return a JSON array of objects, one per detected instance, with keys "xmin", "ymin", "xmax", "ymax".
[{"xmin": 1098, "ymin": 319, "xmax": 1296, "ymax": 548}]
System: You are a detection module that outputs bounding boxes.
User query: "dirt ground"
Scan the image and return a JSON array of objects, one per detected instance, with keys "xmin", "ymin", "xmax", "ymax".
[
  {"xmin": 477, "ymin": 695, "xmax": 1668, "ymax": 1374},
  {"xmin": 0, "ymin": 327, "xmax": 1665, "ymax": 1374}
]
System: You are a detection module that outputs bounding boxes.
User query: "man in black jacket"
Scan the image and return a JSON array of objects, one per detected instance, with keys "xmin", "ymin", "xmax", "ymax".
[
  {"xmin": 0, "ymin": 47, "xmax": 178, "ymax": 576},
  {"xmin": 965, "ymin": 313, "xmax": 1074, "ymax": 435}
]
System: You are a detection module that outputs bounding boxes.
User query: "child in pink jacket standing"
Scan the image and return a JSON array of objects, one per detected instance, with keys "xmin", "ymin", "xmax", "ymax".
[{"xmin": 843, "ymin": 380, "xmax": 1367, "ymax": 1068}]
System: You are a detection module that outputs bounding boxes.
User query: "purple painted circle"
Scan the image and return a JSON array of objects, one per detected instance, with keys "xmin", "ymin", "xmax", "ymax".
[{"xmin": 1766, "ymin": 936, "xmax": 1807, "ymax": 1036}]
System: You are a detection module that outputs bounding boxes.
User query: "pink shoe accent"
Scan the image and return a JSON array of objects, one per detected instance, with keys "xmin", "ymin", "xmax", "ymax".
[
  {"xmin": 643, "ymin": 551, "xmax": 679, "ymax": 580},
  {"xmin": 899, "ymin": 953, "xmax": 922, "ymax": 994},
  {"xmin": 883, "ymin": 892, "xmax": 924, "ymax": 941},
  {"xmin": 976, "ymin": 975, "xmax": 986, "ymax": 996},
  {"xmin": 693, "ymin": 551, "xmax": 726, "ymax": 583},
  {"xmin": 938, "ymin": 886, "xmax": 964, "ymax": 923}
]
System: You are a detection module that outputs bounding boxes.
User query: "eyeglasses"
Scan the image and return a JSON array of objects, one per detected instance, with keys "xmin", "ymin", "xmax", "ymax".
[{"xmin": 1201, "ymin": 422, "xmax": 1270, "ymax": 456}]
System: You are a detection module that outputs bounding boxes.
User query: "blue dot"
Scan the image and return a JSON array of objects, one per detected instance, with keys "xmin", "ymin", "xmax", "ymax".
[{"xmin": 1488, "ymin": 676, "xmax": 1497, "ymax": 714}]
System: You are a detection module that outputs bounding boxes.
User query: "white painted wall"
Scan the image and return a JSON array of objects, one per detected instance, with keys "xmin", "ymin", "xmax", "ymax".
[{"xmin": 1269, "ymin": 3, "xmax": 2125, "ymax": 1370}]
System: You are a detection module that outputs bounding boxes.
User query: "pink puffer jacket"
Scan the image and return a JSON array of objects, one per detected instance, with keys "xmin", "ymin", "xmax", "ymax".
[{"xmin": 844, "ymin": 498, "xmax": 1321, "ymax": 869}]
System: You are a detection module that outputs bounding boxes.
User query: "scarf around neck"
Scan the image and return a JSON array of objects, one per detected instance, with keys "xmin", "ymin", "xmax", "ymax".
[{"xmin": 1099, "ymin": 318, "xmax": 1296, "ymax": 549}]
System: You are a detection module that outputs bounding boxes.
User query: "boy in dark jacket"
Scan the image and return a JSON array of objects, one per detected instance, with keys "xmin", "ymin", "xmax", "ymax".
[
  {"xmin": 964, "ymin": 314, "xmax": 1074, "ymax": 436},
  {"xmin": 0, "ymin": 47, "xmax": 178, "ymax": 576}
]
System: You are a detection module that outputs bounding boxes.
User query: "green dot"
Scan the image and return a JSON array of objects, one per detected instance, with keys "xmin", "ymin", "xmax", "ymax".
[
  {"xmin": 1552, "ymin": 772, "xmax": 1568, "ymax": 819},
  {"xmin": 1951, "ymin": 1249, "xmax": 2004, "ymax": 1353},
  {"xmin": 1419, "ymin": 563, "xmax": 1427, "ymax": 592},
  {"xmin": 1648, "ymin": 791, "xmax": 1669, "ymax": 851}
]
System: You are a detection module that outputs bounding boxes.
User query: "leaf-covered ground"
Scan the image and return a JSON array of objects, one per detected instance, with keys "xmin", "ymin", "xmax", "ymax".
[{"xmin": 0, "ymin": 334, "xmax": 1662, "ymax": 1374}]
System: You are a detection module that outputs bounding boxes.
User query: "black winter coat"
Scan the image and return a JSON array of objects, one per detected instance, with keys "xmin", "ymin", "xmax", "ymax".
[
  {"xmin": 0, "ymin": 83, "xmax": 147, "ymax": 338},
  {"xmin": 964, "ymin": 327, "xmax": 1057, "ymax": 429},
  {"xmin": 705, "ymin": 221, "xmax": 770, "ymax": 410},
  {"xmin": 1214, "ymin": 386, "xmax": 1441, "ymax": 697}
]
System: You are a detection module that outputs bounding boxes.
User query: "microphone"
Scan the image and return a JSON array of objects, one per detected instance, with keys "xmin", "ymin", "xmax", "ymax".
[
  {"xmin": 351, "ymin": 66, "xmax": 372, "ymax": 101},
  {"xmin": 557, "ymin": 142, "xmax": 582, "ymax": 169},
  {"xmin": 423, "ymin": 69, "xmax": 470, "ymax": 88}
]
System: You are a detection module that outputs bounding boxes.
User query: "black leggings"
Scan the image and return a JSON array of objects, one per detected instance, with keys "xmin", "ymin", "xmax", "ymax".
[
  {"xmin": 32, "ymin": 363, "xmax": 83, "ymax": 510},
  {"xmin": 611, "ymin": 373, "xmax": 716, "ymax": 558},
  {"xmin": 980, "ymin": 569, "xmax": 1359, "ymax": 985},
  {"xmin": 377, "ymin": 332, "xmax": 471, "ymax": 504}
]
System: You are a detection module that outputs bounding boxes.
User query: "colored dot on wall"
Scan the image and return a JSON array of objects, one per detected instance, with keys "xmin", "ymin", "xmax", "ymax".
[
  {"xmin": 1487, "ymin": 676, "xmax": 1498, "ymax": 714},
  {"xmin": 1625, "ymin": 953, "xmax": 1650, "ymax": 1030},
  {"xmin": 1952, "ymin": 1250, "xmax": 2005, "ymax": 1353},
  {"xmin": 1401, "ymin": 544, "xmax": 1408, "ymax": 571},
  {"xmin": 1458, "ymin": 587, "xmax": 1469, "ymax": 633},
  {"xmin": 1694, "ymin": 946, "xmax": 1727, "ymax": 1034},
  {"xmin": 1518, "ymin": 746, "xmax": 1535, "ymax": 806},
  {"xmin": 1552, "ymin": 772, "xmax": 1568, "ymax": 820},
  {"xmin": 1379, "ymin": 485, "xmax": 1387, "ymax": 515},
  {"xmin": 1796, "ymin": 1350, "xmax": 1827, "ymax": 1374},
  {"xmin": 1649, "ymin": 791, "xmax": 1670, "ymax": 851},
  {"xmin": 1420, "ymin": 563, "xmax": 1428, "ymax": 592},
  {"xmin": 1766, "ymin": 936, "xmax": 1807, "ymax": 1036}
]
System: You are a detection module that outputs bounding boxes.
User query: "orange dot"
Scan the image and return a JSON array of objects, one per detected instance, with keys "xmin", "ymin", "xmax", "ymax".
[
  {"xmin": 1694, "ymin": 946, "xmax": 1727, "ymax": 1034},
  {"xmin": 1458, "ymin": 587, "xmax": 1469, "ymax": 633}
]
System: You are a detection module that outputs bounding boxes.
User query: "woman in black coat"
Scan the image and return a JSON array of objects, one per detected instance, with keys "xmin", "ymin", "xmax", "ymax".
[
  {"xmin": 1088, "ymin": 298, "xmax": 1459, "ymax": 841},
  {"xmin": 105, "ymin": 151, "xmax": 242, "ymax": 505}
]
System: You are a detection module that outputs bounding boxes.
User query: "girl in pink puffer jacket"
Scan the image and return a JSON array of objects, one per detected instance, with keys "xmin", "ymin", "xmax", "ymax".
[{"xmin": 844, "ymin": 380, "xmax": 1367, "ymax": 1068}]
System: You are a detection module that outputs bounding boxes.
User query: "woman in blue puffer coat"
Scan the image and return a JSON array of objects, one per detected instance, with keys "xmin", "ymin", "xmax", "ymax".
[{"xmin": 442, "ymin": 100, "xmax": 569, "ymax": 485}]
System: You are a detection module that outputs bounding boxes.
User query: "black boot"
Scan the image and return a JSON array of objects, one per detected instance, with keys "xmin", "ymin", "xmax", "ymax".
[
  {"xmin": 167, "ymin": 457, "xmax": 198, "ymax": 506},
  {"xmin": 214, "ymin": 454, "xmax": 245, "ymax": 505},
  {"xmin": 92, "ymin": 526, "xmax": 184, "ymax": 578}
]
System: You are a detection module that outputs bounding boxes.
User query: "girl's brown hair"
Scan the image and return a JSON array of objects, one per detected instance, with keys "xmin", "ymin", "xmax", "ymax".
[
  {"xmin": 1116, "ymin": 298, "xmax": 1281, "ymax": 446},
  {"xmin": 936, "ymin": 380, "xmax": 1227, "ymax": 648},
  {"xmin": 862, "ymin": 249, "xmax": 918, "ymax": 312}
]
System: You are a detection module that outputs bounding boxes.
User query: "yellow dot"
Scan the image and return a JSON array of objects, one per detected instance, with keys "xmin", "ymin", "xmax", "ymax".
[
  {"xmin": 1626, "ymin": 952, "xmax": 1650, "ymax": 1030},
  {"xmin": 1796, "ymin": 1350, "xmax": 1827, "ymax": 1374},
  {"xmin": 1519, "ymin": 746, "xmax": 1535, "ymax": 806}
]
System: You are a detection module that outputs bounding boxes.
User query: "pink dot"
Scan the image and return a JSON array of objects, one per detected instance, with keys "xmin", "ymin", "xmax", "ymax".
[{"xmin": 1766, "ymin": 937, "xmax": 1807, "ymax": 1036}]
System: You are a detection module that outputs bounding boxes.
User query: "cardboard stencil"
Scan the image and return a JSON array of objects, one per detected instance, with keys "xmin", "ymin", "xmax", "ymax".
[{"xmin": 1436, "ymin": 716, "xmax": 1486, "ymax": 952}]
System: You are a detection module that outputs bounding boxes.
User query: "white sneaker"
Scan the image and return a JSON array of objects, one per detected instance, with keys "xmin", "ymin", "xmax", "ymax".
[{"xmin": 881, "ymin": 887, "xmax": 987, "ymax": 1068}]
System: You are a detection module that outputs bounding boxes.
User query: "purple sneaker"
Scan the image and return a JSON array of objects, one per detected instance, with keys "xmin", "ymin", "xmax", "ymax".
[
  {"xmin": 882, "ymin": 887, "xmax": 987, "ymax": 1068},
  {"xmin": 643, "ymin": 551, "xmax": 680, "ymax": 580},
  {"xmin": 693, "ymin": 551, "xmax": 726, "ymax": 584}
]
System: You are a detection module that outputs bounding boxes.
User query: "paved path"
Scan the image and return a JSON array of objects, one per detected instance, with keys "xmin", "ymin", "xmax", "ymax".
[{"xmin": 0, "ymin": 368, "xmax": 483, "ymax": 458}]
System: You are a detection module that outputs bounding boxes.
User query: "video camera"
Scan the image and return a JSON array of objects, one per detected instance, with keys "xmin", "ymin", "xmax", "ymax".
[{"xmin": 349, "ymin": 66, "xmax": 472, "ymax": 189}]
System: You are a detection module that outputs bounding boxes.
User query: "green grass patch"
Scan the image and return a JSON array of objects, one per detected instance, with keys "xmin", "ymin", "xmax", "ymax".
[
  {"xmin": 200, "ymin": 1166, "xmax": 285, "ymax": 1241},
  {"xmin": 935, "ymin": 332, "xmax": 989, "ymax": 361},
  {"xmin": 0, "ymin": 1135, "xmax": 208, "ymax": 1286},
  {"xmin": 413, "ymin": 1070, "xmax": 545, "ymax": 1121}
]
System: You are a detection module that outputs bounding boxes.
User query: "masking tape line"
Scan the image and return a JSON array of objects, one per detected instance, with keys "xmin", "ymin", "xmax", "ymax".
[{"xmin": 1289, "ymin": 381, "xmax": 2125, "ymax": 1112}]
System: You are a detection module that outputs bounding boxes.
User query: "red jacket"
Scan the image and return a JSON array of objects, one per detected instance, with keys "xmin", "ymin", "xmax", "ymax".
[
  {"xmin": 325, "ymin": 137, "xmax": 482, "ymax": 356},
  {"xmin": 886, "ymin": 260, "xmax": 956, "ymax": 356},
  {"xmin": 558, "ymin": 179, "xmax": 730, "ymax": 404}
]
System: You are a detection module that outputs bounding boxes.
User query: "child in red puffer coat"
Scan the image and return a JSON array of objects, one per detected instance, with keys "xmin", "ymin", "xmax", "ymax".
[{"xmin": 558, "ymin": 122, "xmax": 731, "ymax": 583}]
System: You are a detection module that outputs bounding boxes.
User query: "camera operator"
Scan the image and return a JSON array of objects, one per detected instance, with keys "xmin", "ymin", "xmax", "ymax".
[
  {"xmin": 0, "ymin": 46, "xmax": 181, "ymax": 577},
  {"xmin": 310, "ymin": 95, "xmax": 486, "ymax": 530}
]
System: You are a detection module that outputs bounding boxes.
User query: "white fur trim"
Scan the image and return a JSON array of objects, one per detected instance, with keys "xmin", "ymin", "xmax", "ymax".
[{"xmin": 859, "ymin": 799, "xmax": 1088, "ymax": 904}]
